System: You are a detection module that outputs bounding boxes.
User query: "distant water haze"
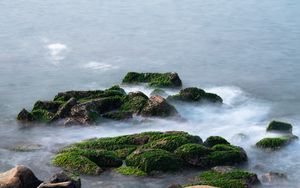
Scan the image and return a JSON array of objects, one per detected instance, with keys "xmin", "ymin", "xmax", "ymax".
[{"xmin": 0, "ymin": 0, "xmax": 300, "ymax": 187}]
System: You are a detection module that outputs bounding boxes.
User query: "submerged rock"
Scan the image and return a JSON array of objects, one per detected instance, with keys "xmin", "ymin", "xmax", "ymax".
[
  {"xmin": 261, "ymin": 171, "xmax": 287, "ymax": 184},
  {"xmin": 167, "ymin": 87, "xmax": 223, "ymax": 104},
  {"xmin": 122, "ymin": 72, "xmax": 182, "ymax": 88},
  {"xmin": 266, "ymin": 120, "xmax": 293, "ymax": 133},
  {"xmin": 52, "ymin": 131, "xmax": 247, "ymax": 176},
  {"xmin": 0, "ymin": 165, "xmax": 42, "ymax": 188},
  {"xmin": 256, "ymin": 135, "xmax": 298, "ymax": 150}
]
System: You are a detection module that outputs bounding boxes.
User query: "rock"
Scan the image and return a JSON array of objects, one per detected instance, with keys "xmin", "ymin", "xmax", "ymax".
[
  {"xmin": 203, "ymin": 136, "xmax": 230, "ymax": 147},
  {"xmin": 167, "ymin": 87, "xmax": 223, "ymax": 103},
  {"xmin": 51, "ymin": 98, "xmax": 77, "ymax": 121},
  {"xmin": 185, "ymin": 186, "xmax": 218, "ymax": 188},
  {"xmin": 32, "ymin": 101, "xmax": 63, "ymax": 113},
  {"xmin": 38, "ymin": 172, "xmax": 81, "ymax": 188},
  {"xmin": 0, "ymin": 165, "xmax": 42, "ymax": 188},
  {"xmin": 53, "ymin": 90, "xmax": 103, "ymax": 102},
  {"xmin": 196, "ymin": 168, "xmax": 259, "ymax": 188},
  {"xmin": 120, "ymin": 91, "xmax": 148, "ymax": 114},
  {"xmin": 261, "ymin": 171, "xmax": 287, "ymax": 184},
  {"xmin": 122, "ymin": 72, "xmax": 182, "ymax": 88},
  {"xmin": 105, "ymin": 85, "xmax": 126, "ymax": 95},
  {"xmin": 256, "ymin": 135, "xmax": 298, "ymax": 150},
  {"xmin": 150, "ymin": 89, "xmax": 168, "ymax": 97},
  {"xmin": 266, "ymin": 120, "xmax": 293, "ymax": 133},
  {"xmin": 167, "ymin": 184, "xmax": 183, "ymax": 188},
  {"xmin": 140, "ymin": 96, "xmax": 178, "ymax": 117},
  {"xmin": 17, "ymin": 109, "xmax": 34, "ymax": 122},
  {"xmin": 125, "ymin": 149, "xmax": 181, "ymax": 173}
]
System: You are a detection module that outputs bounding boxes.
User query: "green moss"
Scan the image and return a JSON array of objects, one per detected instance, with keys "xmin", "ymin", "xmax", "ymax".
[
  {"xmin": 256, "ymin": 136, "xmax": 298, "ymax": 150},
  {"xmin": 102, "ymin": 111, "xmax": 133, "ymax": 120},
  {"xmin": 167, "ymin": 87, "xmax": 223, "ymax": 103},
  {"xmin": 267, "ymin": 120, "xmax": 293, "ymax": 133},
  {"xmin": 115, "ymin": 147, "xmax": 137, "ymax": 159},
  {"xmin": 115, "ymin": 166, "xmax": 147, "ymax": 176},
  {"xmin": 32, "ymin": 100, "xmax": 64, "ymax": 113},
  {"xmin": 31, "ymin": 109, "xmax": 53, "ymax": 123},
  {"xmin": 122, "ymin": 72, "xmax": 182, "ymax": 88},
  {"xmin": 143, "ymin": 135, "xmax": 200, "ymax": 152},
  {"xmin": 120, "ymin": 94, "xmax": 148, "ymax": 113},
  {"xmin": 126, "ymin": 149, "xmax": 181, "ymax": 173},
  {"xmin": 105, "ymin": 85, "xmax": 126, "ymax": 95},
  {"xmin": 52, "ymin": 152, "xmax": 101, "ymax": 175},
  {"xmin": 192, "ymin": 170, "xmax": 257, "ymax": 188},
  {"xmin": 204, "ymin": 136, "xmax": 230, "ymax": 147},
  {"xmin": 175, "ymin": 144, "xmax": 211, "ymax": 158}
]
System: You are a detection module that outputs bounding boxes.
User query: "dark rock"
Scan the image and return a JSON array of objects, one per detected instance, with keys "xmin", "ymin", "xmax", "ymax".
[
  {"xmin": 167, "ymin": 87, "xmax": 223, "ymax": 103},
  {"xmin": 256, "ymin": 135, "xmax": 298, "ymax": 150},
  {"xmin": 102, "ymin": 111, "xmax": 133, "ymax": 121},
  {"xmin": 122, "ymin": 72, "xmax": 182, "ymax": 88},
  {"xmin": 17, "ymin": 109, "xmax": 34, "ymax": 122},
  {"xmin": 32, "ymin": 101, "xmax": 63, "ymax": 113},
  {"xmin": 120, "ymin": 91, "xmax": 148, "ymax": 114},
  {"xmin": 38, "ymin": 172, "xmax": 81, "ymax": 188},
  {"xmin": 204, "ymin": 136, "xmax": 230, "ymax": 147},
  {"xmin": 266, "ymin": 120, "xmax": 293, "ymax": 133},
  {"xmin": 53, "ymin": 90, "xmax": 103, "ymax": 102},
  {"xmin": 140, "ymin": 96, "xmax": 178, "ymax": 117},
  {"xmin": 0, "ymin": 165, "xmax": 42, "ymax": 188},
  {"xmin": 51, "ymin": 98, "xmax": 77, "ymax": 121}
]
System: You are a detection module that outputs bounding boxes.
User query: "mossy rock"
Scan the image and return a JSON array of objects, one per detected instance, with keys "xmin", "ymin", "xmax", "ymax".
[
  {"xmin": 125, "ymin": 149, "xmax": 182, "ymax": 173},
  {"xmin": 120, "ymin": 92, "xmax": 148, "ymax": 114},
  {"xmin": 122, "ymin": 72, "xmax": 182, "ymax": 88},
  {"xmin": 102, "ymin": 111, "xmax": 133, "ymax": 121},
  {"xmin": 206, "ymin": 144, "xmax": 247, "ymax": 166},
  {"xmin": 190, "ymin": 169, "xmax": 259, "ymax": 188},
  {"xmin": 31, "ymin": 109, "xmax": 54, "ymax": 123},
  {"xmin": 52, "ymin": 152, "xmax": 102, "ymax": 175},
  {"xmin": 140, "ymin": 96, "xmax": 178, "ymax": 117},
  {"xmin": 105, "ymin": 85, "xmax": 126, "ymax": 95},
  {"xmin": 174, "ymin": 144, "xmax": 212, "ymax": 167},
  {"xmin": 115, "ymin": 166, "xmax": 147, "ymax": 176},
  {"xmin": 266, "ymin": 120, "xmax": 293, "ymax": 133},
  {"xmin": 204, "ymin": 136, "xmax": 230, "ymax": 147},
  {"xmin": 256, "ymin": 136, "xmax": 298, "ymax": 150},
  {"xmin": 17, "ymin": 109, "xmax": 34, "ymax": 122},
  {"xmin": 167, "ymin": 87, "xmax": 223, "ymax": 104},
  {"xmin": 32, "ymin": 100, "xmax": 64, "ymax": 113}
]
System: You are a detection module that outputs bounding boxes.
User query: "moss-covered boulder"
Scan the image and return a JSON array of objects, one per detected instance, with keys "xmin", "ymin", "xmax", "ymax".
[
  {"xmin": 115, "ymin": 166, "xmax": 147, "ymax": 176},
  {"xmin": 120, "ymin": 91, "xmax": 148, "ymax": 114},
  {"xmin": 51, "ymin": 132, "xmax": 247, "ymax": 176},
  {"xmin": 204, "ymin": 136, "xmax": 230, "ymax": 147},
  {"xmin": 140, "ymin": 96, "xmax": 178, "ymax": 117},
  {"xmin": 167, "ymin": 87, "xmax": 223, "ymax": 104},
  {"xmin": 122, "ymin": 72, "xmax": 182, "ymax": 88},
  {"xmin": 17, "ymin": 109, "xmax": 34, "ymax": 122},
  {"xmin": 266, "ymin": 120, "xmax": 293, "ymax": 133},
  {"xmin": 256, "ymin": 135, "xmax": 298, "ymax": 150},
  {"xmin": 189, "ymin": 168, "xmax": 259, "ymax": 188},
  {"xmin": 125, "ymin": 149, "xmax": 181, "ymax": 173},
  {"xmin": 102, "ymin": 111, "xmax": 133, "ymax": 120}
]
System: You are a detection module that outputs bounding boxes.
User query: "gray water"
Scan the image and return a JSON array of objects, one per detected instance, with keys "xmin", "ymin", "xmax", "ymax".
[{"xmin": 0, "ymin": 0, "xmax": 300, "ymax": 187}]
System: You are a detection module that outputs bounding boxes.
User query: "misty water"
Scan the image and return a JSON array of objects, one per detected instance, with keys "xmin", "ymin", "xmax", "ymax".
[{"xmin": 0, "ymin": 0, "xmax": 300, "ymax": 187}]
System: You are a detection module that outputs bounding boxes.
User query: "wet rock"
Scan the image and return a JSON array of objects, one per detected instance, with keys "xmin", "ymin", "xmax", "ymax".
[
  {"xmin": 38, "ymin": 172, "xmax": 81, "ymax": 188},
  {"xmin": 261, "ymin": 171, "xmax": 287, "ymax": 184},
  {"xmin": 120, "ymin": 91, "xmax": 148, "ymax": 114},
  {"xmin": 140, "ymin": 96, "xmax": 178, "ymax": 117},
  {"xmin": 266, "ymin": 120, "xmax": 293, "ymax": 133},
  {"xmin": 122, "ymin": 72, "xmax": 182, "ymax": 88},
  {"xmin": 167, "ymin": 87, "xmax": 223, "ymax": 104},
  {"xmin": 203, "ymin": 136, "xmax": 230, "ymax": 147},
  {"xmin": 17, "ymin": 109, "xmax": 34, "ymax": 122},
  {"xmin": 0, "ymin": 165, "xmax": 42, "ymax": 188},
  {"xmin": 102, "ymin": 111, "xmax": 133, "ymax": 121},
  {"xmin": 32, "ymin": 101, "xmax": 63, "ymax": 113},
  {"xmin": 51, "ymin": 98, "xmax": 77, "ymax": 121},
  {"xmin": 185, "ymin": 186, "xmax": 218, "ymax": 188},
  {"xmin": 53, "ymin": 90, "xmax": 103, "ymax": 102}
]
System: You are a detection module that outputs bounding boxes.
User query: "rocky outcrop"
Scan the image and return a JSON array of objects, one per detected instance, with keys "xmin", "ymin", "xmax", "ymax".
[
  {"xmin": 0, "ymin": 165, "xmax": 42, "ymax": 188},
  {"xmin": 266, "ymin": 120, "xmax": 293, "ymax": 133},
  {"xmin": 122, "ymin": 72, "xmax": 182, "ymax": 88}
]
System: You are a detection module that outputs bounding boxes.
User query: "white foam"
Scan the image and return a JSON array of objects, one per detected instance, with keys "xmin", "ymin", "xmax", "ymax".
[
  {"xmin": 46, "ymin": 43, "xmax": 67, "ymax": 65},
  {"xmin": 82, "ymin": 61, "xmax": 118, "ymax": 71}
]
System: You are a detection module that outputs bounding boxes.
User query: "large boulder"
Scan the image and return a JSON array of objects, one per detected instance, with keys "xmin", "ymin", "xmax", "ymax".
[
  {"xmin": 266, "ymin": 121, "xmax": 293, "ymax": 133},
  {"xmin": 0, "ymin": 165, "xmax": 42, "ymax": 188},
  {"xmin": 167, "ymin": 87, "xmax": 223, "ymax": 104},
  {"xmin": 122, "ymin": 72, "xmax": 182, "ymax": 88},
  {"xmin": 140, "ymin": 96, "xmax": 178, "ymax": 117},
  {"xmin": 204, "ymin": 136, "xmax": 230, "ymax": 147},
  {"xmin": 120, "ymin": 91, "xmax": 148, "ymax": 114}
]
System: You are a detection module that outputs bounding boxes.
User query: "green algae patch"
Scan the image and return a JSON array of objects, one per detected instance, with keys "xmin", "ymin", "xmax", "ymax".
[
  {"xmin": 115, "ymin": 166, "xmax": 147, "ymax": 176},
  {"xmin": 52, "ymin": 152, "xmax": 102, "ymax": 175},
  {"xmin": 204, "ymin": 136, "xmax": 230, "ymax": 147},
  {"xmin": 191, "ymin": 170, "xmax": 258, "ymax": 188},
  {"xmin": 31, "ymin": 109, "xmax": 53, "ymax": 123},
  {"xmin": 122, "ymin": 72, "xmax": 182, "ymax": 88},
  {"xmin": 256, "ymin": 136, "xmax": 298, "ymax": 150}
]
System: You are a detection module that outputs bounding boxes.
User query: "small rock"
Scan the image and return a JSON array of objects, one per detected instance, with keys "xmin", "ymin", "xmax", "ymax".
[
  {"xmin": 266, "ymin": 120, "xmax": 293, "ymax": 133},
  {"xmin": 0, "ymin": 165, "xmax": 42, "ymax": 188},
  {"xmin": 140, "ymin": 96, "xmax": 178, "ymax": 117},
  {"xmin": 38, "ymin": 172, "xmax": 81, "ymax": 188},
  {"xmin": 17, "ymin": 109, "xmax": 34, "ymax": 122}
]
